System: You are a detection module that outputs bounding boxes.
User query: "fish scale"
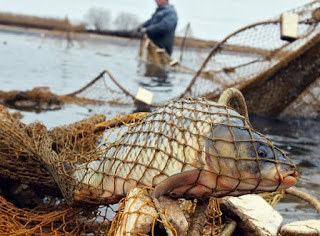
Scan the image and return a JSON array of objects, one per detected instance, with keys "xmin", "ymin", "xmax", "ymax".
[{"xmin": 71, "ymin": 98, "xmax": 297, "ymax": 205}]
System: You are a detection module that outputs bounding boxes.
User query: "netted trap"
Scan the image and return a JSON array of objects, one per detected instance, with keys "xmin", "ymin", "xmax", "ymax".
[
  {"xmin": 64, "ymin": 93, "xmax": 296, "ymax": 207},
  {"xmin": 0, "ymin": 86, "xmax": 63, "ymax": 111},
  {"xmin": 1, "ymin": 2, "xmax": 320, "ymax": 117},
  {"xmin": 65, "ymin": 1, "xmax": 320, "ymax": 118},
  {"xmin": 0, "ymin": 70, "xmax": 140, "ymax": 111},
  {"xmin": 0, "ymin": 194, "xmax": 118, "ymax": 235},
  {"xmin": 138, "ymin": 22, "xmax": 211, "ymax": 69},
  {"xmin": 0, "ymin": 88, "xmax": 302, "ymax": 235},
  {"xmin": 281, "ymin": 78, "xmax": 320, "ymax": 118},
  {"xmin": 108, "ymin": 186, "xmax": 224, "ymax": 236},
  {"xmin": 0, "ymin": 105, "xmax": 145, "ymax": 235},
  {"xmin": 177, "ymin": 0, "xmax": 320, "ymax": 118},
  {"xmin": 139, "ymin": 35, "xmax": 172, "ymax": 67}
]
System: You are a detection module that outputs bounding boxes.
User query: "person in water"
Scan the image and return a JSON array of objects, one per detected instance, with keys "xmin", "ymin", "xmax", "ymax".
[{"xmin": 138, "ymin": 0, "xmax": 178, "ymax": 56}]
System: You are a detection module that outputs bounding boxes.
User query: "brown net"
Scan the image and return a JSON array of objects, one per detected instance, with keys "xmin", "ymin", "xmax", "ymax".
[
  {"xmin": 180, "ymin": 1, "xmax": 320, "ymax": 118},
  {"xmin": 108, "ymin": 186, "xmax": 224, "ymax": 236},
  {"xmin": 60, "ymin": 96, "xmax": 296, "ymax": 207},
  {"xmin": 281, "ymin": 78, "xmax": 320, "ymax": 118},
  {"xmin": 0, "ymin": 87, "xmax": 63, "ymax": 111},
  {"xmin": 1, "ymin": 2, "xmax": 319, "ymax": 117},
  {"xmin": 109, "ymin": 186, "xmax": 179, "ymax": 236},
  {"xmin": 0, "ymin": 105, "xmax": 54, "ymax": 190},
  {"xmin": 66, "ymin": 1, "xmax": 320, "ymax": 118},
  {"xmin": 0, "ymin": 72, "xmax": 136, "ymax": 111},
  {"xmin": 202, "ymin": 198, "xmax": 223, "ymax": 236},
  {"xmin": 259, "ymin": 190, "xmax": 286, "ymax": 207},
  {"xmin": 0, "ymin": 91, "xmax": 297, "ymax": 235},
  {"xmin": 139, "ymin": 23, "xmax": 212, "ymax": 69},
  {"xmin": 139, "ymin": 34, "xmax": 172, "ymax": 67},
  {"xmin": 0, "ymin": 103, "xmax": 109, "ymax": 192},
  {"xmin": 0, "ymin": 194, "xmax": 117, "ymax": 236},
  {"xmin": 0, "ymin": 105, "xmax": 146, "ymax": 235},
  {"xmin": 64, "ymin": 70, "xmax": 136, "ymax": 107}
]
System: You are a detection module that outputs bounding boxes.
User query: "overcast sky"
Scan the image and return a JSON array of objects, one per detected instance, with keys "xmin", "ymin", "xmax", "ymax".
[{"xmin": 0, "ymin": 0, "xmax": 311, "ymax": 40}]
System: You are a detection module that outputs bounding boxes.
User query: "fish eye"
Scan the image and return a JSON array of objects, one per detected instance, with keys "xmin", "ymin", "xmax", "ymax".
[
  {"xmin": 258, "ymin": 149, "xmax": 267, "ymax": 158},
  {"xmin": 257, "ymin": 145, "xmax": 270, "ymax": 159}
]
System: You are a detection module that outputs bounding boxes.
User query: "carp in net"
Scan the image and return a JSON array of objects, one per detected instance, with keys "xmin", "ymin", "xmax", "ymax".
[{"xmin": 0, "ymin": 89, "xmax": 298, "ymax": 235}]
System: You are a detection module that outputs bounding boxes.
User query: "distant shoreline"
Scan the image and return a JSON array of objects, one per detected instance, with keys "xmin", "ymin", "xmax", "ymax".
[
  {"xmin": 0, "ymin": 20, "xmax": 269, "ymax": 59},
  {"xmin": 0, "ymin": 12, "xmax": 218, "ymax": 49},
  {"xmin": 0, "ymin": 23, "xmax": 218, "ymax": 49},
  {"xmin": 0, "ymin": 24, "xmax": 137, "ymax": 43}
]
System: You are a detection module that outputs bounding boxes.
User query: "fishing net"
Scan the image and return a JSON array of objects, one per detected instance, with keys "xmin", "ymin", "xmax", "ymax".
[
  {"xmin": 108, "ymin": 186, "xmax": 224, "ymax": 236},
  {"xmin": 0, "ymin": 105, "xmax": 146, "ymax": 235},
  {"xmin": 63, "ymin": 70, "xmax": 137, "ymax": 107},
  {"xmin": 0, "ymin": 84, "xmax": 119, "ymax": 111},
  {"xmin": 0, "ymin": 186, "xmax": 223, "ymax": 236},
  {"xmin": 174, "ymin": 23, "xmax": 213, "ymax": 68},
  {"xmin": 0, "ymin": 87, "xmax": 63, "ymax": 111},
  {"xmin": 281, "ymin": 78, "xmax": 320, "ymax": 118},
  {"xmin": 63, "ymin": 1, "xmax": 320, "ymax": 118},
  {"xmin": 1, "ymin": 2, "xmax": 319, "ymax": 117},
  {"xmin": 0, "ymin": 194, "xmax": 117, "ymax": 236},
  {"xmin": 139, "ymin": 34, "xmax": 172, "ymax": 67},
  {"xmin": 0, "ymin": 105, "xmax": 54, "ymax": 190},
  {"xmin": 0, "ymin": 91, "xmax": 297, "ymax": 235},
  {"xmin": 179, "ymin": 0, "xmax": 320, "ymax": 118},
  {"xmin": 0, "ymin": 103, "xmax": 108, "ymax": 192},
  {"xmin": 139, "ymin": 23, "xmax": 211, "ymax": 69},
  {"xmin": 53, "ymin": 97, "xmax": 293, "ymax": 204}
]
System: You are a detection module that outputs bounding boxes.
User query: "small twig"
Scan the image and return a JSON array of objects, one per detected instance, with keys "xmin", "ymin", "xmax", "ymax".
[
  {"xmin": 221, "ymin": 217, "xmax": 237, "ymax": 236},
  {"xmin": 148, "ymin": 190, "xmax": 175, "ymax": 236},
  {"xmin": 187, "ymin": 200, "xmax": 208, "ymax": 236},
  {"xmin": 286, "ymin": 187, "xmax": 320, "ymax": 213}
]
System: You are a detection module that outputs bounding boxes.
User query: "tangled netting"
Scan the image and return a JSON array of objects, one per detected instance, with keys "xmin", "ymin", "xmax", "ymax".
[
  {"xmin": 182, "ymin": 1, "xmax": 320, "ymax": 117},
  {"xmin": 0, "ymin": 105, "xmax": 145, "ymax": 235},
  {"xmin": 108, "ymin": 187, "xmax": 225, "ymax": 236},
  {"xmin": 0, "ymin": 88, "xmax": 298, "ymax": 235},
  {"xmin": 0, "ymin": 86, "xmax": 109, "ymax": 111},
  {"xmin": 62, "ymin": 1, "xmax": 320, "ymax": 118}
]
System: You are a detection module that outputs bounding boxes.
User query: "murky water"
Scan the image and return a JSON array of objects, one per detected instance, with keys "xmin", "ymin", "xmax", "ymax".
[{"xmin": 0, "ymin": 28, "xmax": 319, "ymax": 224}]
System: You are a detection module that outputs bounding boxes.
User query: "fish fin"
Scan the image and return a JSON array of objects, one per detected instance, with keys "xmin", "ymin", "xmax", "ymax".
[{"xmin": 154, "ymin": 170, "xmax": 201, "ymax": 198}]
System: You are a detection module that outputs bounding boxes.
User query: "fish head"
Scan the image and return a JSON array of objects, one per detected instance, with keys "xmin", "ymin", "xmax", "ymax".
[{"xmin": 204, "ymin": 123, "xmax": 298, "ymax": 196}]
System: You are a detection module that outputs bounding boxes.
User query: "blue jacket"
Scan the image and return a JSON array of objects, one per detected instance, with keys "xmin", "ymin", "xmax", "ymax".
[{"xmin": 143, "ymin": 4, "xmax": 177, "ymax": 56}]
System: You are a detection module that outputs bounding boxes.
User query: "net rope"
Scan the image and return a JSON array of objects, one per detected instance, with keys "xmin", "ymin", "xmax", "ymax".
[
  {"xmin": 67, "ymin": 1, "xmax": 320, "ymax": 118},
  {"xmin": 0, "ymin": 90, "xmax": 300, "ymax": 235},
  {"xmin": 0, "ymin": 2, "xmax": 319, "ymax": 117}
]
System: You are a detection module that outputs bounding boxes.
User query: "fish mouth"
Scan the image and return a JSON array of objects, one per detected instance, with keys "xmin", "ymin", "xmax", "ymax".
[
  {"xmin": 220, "ymin": 170, "xmax": 298, "ymax": 192},
  {"xmin": 276, "ymin": 170, "xmax": 298, "ymax": 189}
]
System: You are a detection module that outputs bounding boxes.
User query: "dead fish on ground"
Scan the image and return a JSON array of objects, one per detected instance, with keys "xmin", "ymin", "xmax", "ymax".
[{"xmin": 70, "ymin": 98, "xmax": 298, "ymax": 204}]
